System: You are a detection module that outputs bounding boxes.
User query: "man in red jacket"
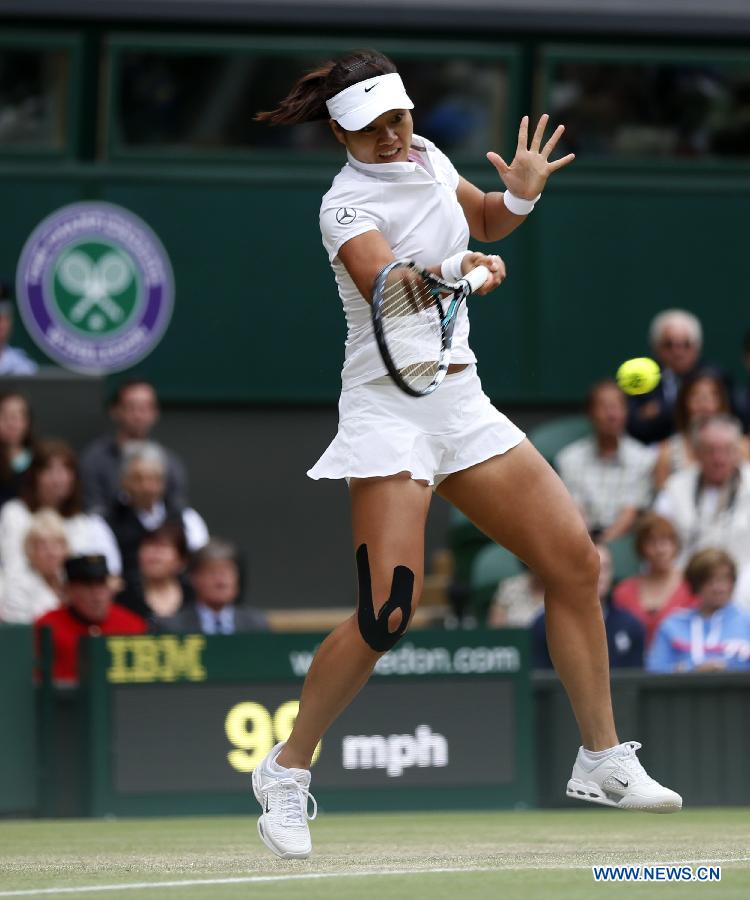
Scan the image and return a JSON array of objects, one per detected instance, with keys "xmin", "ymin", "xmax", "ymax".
[{"xmin": 35, "ymin": 555, "xmax": 146, "ymax": 684}]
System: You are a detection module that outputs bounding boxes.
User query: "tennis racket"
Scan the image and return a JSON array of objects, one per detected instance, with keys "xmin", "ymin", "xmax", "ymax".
[{"xmin": 371, "ymin": 259, "xmax": 489, "ymax": 397}]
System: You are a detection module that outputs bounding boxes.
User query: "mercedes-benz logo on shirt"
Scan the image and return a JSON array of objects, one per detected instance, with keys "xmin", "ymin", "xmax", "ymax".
[{"xmin": 336, "ymin": 208, "xmax": 357, "ymax": 225}]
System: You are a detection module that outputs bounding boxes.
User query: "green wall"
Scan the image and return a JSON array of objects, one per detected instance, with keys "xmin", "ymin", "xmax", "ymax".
[
  {"xmin": 3, "ymin": 162, "xmax": 746, "ymax": 403},
  {"xmin": 1, "ymin": 26, "xmax": 748, "ymax": 404},
  {"xmin": 535, "ymin": 668, "xmax": 750, "ymax": 808},
  {"xmin": 26, "ymin": 632, "xmax": 750, "ymax": 816},
  {"xmin": 0, "ymin": 626, "xmax": 37, "ymax": 815},
  {"xmin": 533, "ymin": 172, "xmax": 747, "ymax": 401}
]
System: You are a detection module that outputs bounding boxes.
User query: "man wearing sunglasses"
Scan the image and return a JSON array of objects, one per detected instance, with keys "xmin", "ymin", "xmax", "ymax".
[{"xmin": 628, "ymin": 309, "xmax": 723, "ymax": 444}]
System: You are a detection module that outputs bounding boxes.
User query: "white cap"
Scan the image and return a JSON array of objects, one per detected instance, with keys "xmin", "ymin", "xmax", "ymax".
[{"xmin": 325, "ymin": 72, "xmax": 414, "ymax": 131}]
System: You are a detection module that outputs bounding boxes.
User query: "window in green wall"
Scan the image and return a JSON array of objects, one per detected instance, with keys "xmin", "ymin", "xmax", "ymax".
[
  {"xmin": 0, "ymin": 47, "xmax": 70, "ymax": 151},
  {"xmin": 110, "ymin": 49, "xmax": 511, "ymax": 161},
  {"xmin": 542, "ymin": 50, "xmax": 750, "ymax": 163}
]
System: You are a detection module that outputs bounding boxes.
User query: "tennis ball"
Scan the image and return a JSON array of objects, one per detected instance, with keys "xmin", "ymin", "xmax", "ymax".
[{"xmin": 616, "ymin": 357, "xmax": 661, "ymax": 395}]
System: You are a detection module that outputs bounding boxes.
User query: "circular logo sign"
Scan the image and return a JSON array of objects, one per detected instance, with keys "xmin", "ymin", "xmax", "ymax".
[{"xmin": 16, "ymin": 202, "xmax": 174, "ymax": 374}]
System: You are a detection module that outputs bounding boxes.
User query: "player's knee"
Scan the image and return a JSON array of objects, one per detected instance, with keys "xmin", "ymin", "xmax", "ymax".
[
  {"xmin": 576, "ymin": 535, "xmax": 601, "ymax": 586},
  {"xmin": 544, "ymin": 531, "xmax": 600, "ymax": 596},
  {"xmin": 355, "ymin": 543, "xmax": 415, "ymax": 653}
]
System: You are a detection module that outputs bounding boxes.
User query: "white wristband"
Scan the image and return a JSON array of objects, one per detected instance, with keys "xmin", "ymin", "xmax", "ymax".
[
  {"xmin": 440, "ymin": 250, "xmax": 472, "ymax": 284},
  {"xmin": 503, "ymin": 190, "xmax": 542, "ymax": 216}
]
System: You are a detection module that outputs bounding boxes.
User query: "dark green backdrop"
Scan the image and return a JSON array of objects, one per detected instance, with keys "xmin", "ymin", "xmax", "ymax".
[
  {"xmin": 2, "ymin": 163, "xmax": 747, "ymax": 403},
  {"xmin": 1, "ymin": 28, "xmax": 748, "ymax": 404}
]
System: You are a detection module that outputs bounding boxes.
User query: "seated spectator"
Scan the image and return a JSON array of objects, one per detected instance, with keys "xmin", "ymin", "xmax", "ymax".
[
  {"xmin": 532, "ymin": 541, "xmax": 644, "ymax": 669},
  {"xmin": 487, "ymin": 566, "xmax": 544, "ymax": 628},
  {"xmin": 653, "ymin": 416, "xmax": 750, "ymax": 575},
  {"xmin": 612, "ymin": 513, "xmax": 694, "ymax": 646},
  {"xmin": 35, "ymin": 555, "xmax": 145, "ymax": 684},
  {"xmin": 627, "ymin": 309, "xmax": 710, "ymax": 445},
  {"xmin": 0, "ymin": 281, "xmax": 38, "ymax": 375},
  {"xmin": 0, "ymin": 510, "xmax": 68, "ymax": 623},
  {"xmin": 647, "ymin": 548, "xmax": 750, "ymax": 672},
  {"xmin": 734, "ymin": 557, "xmax": 750, "ymax": 612},
  {"xmin": 0, "ymin": 391, "xmax": 35, "ymax": 508},
  {"xmin": 555, "ymin": 380, "xmax": 655, "ymax": 541},
  {"xmin": 117, "ymin": 522, "xmax": 194, "ymax": 624},
  {"xmin": 107, "ymin": 441, "xmax": 208, "ymax": 583},
  {"xmin": 0, "ymin": 440, "xmax": 121, "ymax": 577},
  {"xmin": 654, "ymin": 371, "xmax": 749, "ymax": 489},
  {"xmin": 154, "ymin": 538, "xmax": 268, "ymax": 635},
  {"xmin": 80, "ymin": 380, "xmax": 188, "ymax": 516}
]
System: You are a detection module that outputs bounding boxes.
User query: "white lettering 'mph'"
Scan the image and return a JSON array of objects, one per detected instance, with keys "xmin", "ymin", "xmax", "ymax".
[{"xmin": 342, "ymin": 725, "xmax": 449, "ymax": 777}]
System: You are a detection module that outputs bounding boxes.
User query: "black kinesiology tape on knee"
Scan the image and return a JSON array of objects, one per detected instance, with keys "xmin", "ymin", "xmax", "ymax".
[{"xmin": 356, "ymin": 543, "xmax": 414, "ymax": 653}]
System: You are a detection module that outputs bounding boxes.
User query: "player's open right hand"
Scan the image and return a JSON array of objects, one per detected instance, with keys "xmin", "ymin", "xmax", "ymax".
[{"xmin": 461, "ymin": 252, "xmax": 505, "ymax": 295}]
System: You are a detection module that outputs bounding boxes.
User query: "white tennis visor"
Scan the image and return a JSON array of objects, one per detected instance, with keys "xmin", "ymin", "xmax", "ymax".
[{"xmin": 325, "ymin": 72, "xmax": 414, "ymax": 131}]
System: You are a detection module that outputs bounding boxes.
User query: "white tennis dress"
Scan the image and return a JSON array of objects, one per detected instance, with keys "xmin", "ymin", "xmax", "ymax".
[{"xmin": 307, "ymin": 135, "xmax": 524, "ymax": 487}]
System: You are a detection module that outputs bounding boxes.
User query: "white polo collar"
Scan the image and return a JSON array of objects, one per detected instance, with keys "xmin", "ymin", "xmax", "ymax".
[
  {"xmin": 346, "ymin": 149, "xmax": 420, "ymax": 179},
  {"xmin": 345, "ymin": 136, "xmax": 434, "ymax": 181}
]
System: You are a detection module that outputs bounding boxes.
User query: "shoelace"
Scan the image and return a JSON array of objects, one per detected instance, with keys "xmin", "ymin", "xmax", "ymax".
[
  {"xmin": 615, "ymin": 741, "xmax": 653, "ymax": 785},
  {"xmin": 262, "ymin": 777, "xmax": 318, "ymax": 827}
]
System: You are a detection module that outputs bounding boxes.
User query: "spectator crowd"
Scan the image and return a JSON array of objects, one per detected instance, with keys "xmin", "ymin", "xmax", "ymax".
[
  {"xmin": 0, "ymin": 371, "xmax": 268, "ymax": 684},
  {"xmin": 486, "ymin": 308, "xmax": 750, "ymax": 674},
  {"xmin": 3, "ymin": 297, "xmax": 750, "ymax": 682}
]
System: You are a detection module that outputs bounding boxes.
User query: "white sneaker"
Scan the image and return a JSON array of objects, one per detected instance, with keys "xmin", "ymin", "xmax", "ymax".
[
  {"xmin": 252, "ymin": 741, "xmax": 317, "ymax": 859},
  {"xmin": 566, "ymin": 741, "xmax": 682, "ymax": 813}
]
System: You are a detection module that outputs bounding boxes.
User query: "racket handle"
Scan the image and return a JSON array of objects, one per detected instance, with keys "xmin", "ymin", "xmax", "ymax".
[{"xmin": 462, "ymin": 265, "xmax": 490, "ymax": 293}]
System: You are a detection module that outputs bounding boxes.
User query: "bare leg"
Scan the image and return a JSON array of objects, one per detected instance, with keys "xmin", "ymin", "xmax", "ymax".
[
  {"xmin": 437, "ymin": 440, "xmax": 618, "ymax": 750},
  {"xmin": 278, "ymin": 473, "xmax": 432, "ymax": 769}
]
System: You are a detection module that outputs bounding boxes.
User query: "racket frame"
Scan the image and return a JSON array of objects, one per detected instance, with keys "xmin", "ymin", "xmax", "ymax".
[{"xmin": 371, "ymin": 259, "xmax": 477, "ymax": 397}]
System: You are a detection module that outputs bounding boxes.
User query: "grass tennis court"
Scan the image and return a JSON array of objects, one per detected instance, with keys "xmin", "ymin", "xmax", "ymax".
[{"xmin": 1, "ymin": 808, "xmax": 748, "ymax": 899}]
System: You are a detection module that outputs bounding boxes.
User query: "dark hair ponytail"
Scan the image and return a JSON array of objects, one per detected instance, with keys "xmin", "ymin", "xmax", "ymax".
[{"xmin": 256, "ymin": 49, "xmax": 398, "ymax": 126}]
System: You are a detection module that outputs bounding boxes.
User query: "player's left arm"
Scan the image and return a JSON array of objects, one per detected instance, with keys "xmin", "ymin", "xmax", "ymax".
[{"xmin": 457, "ymin": 113, "xmax": 575, "ymax": 243}]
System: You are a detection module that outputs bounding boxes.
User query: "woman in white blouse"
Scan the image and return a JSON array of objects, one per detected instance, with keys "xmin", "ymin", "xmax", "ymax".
[
  {"xmin": 0, "ymin": 509, "xmax": 68, "ymax": 623},
  {"xmin": 0, "ymin": 439, "xmax": 121, "ymax": 578}
]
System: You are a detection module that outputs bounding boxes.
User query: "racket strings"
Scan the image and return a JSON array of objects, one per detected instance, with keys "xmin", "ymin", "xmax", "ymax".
[
  {"xmin": 381, "ymin": 273, "xmax": 434, "ymax": 318},
  {"xmin": 399, "ymin": 359, "xmax": 439, "ymax": 379},
  {"xmin": 379, "ymin": 269, "xmax": 443, "ymax": 385}
]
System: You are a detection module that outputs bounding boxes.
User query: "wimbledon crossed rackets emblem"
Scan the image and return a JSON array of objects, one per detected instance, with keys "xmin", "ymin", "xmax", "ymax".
[
  {"xmin": 16, "ymin": 202, "xmax": 174, "ymax": 374},
  {"xmin": 55, "ymin": 246, "xmax": 135, "ymax": 333}
]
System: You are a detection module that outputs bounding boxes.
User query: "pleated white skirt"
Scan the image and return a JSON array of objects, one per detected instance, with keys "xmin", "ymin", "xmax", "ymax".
[{"xmin": 307, "ymin": 365, "xmax": 525, "ymax": 487}]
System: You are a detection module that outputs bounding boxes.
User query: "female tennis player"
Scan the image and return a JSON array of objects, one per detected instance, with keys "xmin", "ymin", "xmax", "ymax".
[{"xmin": 253, "ymin": 50, "xmax": 681, "ymax": 859}]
